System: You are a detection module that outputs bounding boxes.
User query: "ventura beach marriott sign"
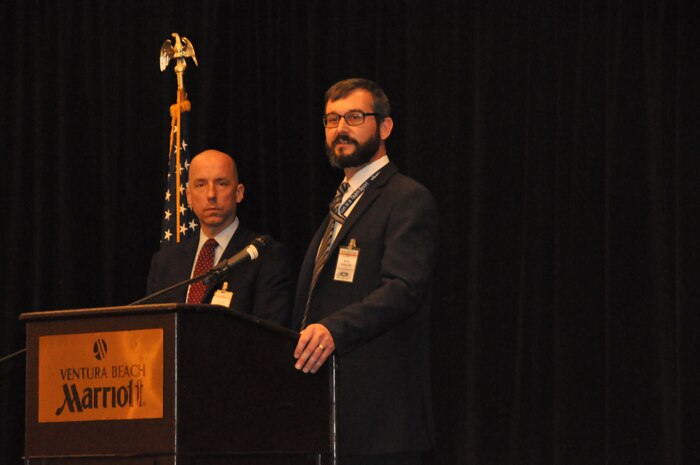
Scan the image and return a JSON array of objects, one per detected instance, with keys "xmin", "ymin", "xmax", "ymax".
[{"xmin": 37, "ymin": 329, "xmax": 164, "ymax": 423}]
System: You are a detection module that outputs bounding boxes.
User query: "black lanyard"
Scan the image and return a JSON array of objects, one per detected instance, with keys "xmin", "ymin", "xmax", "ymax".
[{"xmin": 337, "ymin": 169, "xmax": 382, "ymax": 218}]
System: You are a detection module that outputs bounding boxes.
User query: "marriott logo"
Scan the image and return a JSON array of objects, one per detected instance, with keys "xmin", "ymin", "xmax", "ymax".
[{"xmin": 55, "ymin": 379, "xmax": 145, "ymax": 415}]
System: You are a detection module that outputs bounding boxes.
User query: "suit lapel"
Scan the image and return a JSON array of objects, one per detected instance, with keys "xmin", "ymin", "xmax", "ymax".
[
  {"xmin": 328, "ymin": 162, "xmax": 398, "ymax": 257},
  {"xmin": 299, "ymin": 217, "xmax": 330, "ymax": 285},
  {"xmin": 159, "ymin": 237, "xmax": 198, "ymax": 302},
  {"xmin": 218, "ymin": 226, "xmax": 253, "ymax": 265},
  {"xmin": 176, "ymin": 236, "xmax": 199, "ymax": 281},
  {"xmin": 203, "ymin": 226, "xmax": 253, "ymax": 297}
]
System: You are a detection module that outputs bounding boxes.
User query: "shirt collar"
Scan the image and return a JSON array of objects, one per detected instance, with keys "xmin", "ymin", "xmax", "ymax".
[
  {"xmin": 344, "ymin": 155, "xmax": 390, "ymax": 192},
  {"xmin": 198, "ymin": 216, "xmax": 239, "ymax": 252}
]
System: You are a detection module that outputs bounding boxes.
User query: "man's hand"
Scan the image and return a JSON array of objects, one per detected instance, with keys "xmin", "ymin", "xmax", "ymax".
[{"xmin": 294, "ymin": 323, "xmax": 335, "ymax": 374}]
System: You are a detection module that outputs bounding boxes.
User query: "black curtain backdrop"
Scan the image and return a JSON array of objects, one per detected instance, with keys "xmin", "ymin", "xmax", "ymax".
[{"xmin": 1, "ymin": 1, "xmax": 698, "ymax": 464}]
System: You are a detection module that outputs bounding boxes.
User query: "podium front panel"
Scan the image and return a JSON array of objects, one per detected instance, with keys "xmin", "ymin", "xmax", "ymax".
[{"xmin": 24, "ymin": 308, "xmax": 178, "ymax": 458}]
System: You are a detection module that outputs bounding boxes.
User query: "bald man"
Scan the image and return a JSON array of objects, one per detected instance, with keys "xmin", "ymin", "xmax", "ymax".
[{"xmin": 146, "ymin": 149, "xmax": 294, "ymax": 326}]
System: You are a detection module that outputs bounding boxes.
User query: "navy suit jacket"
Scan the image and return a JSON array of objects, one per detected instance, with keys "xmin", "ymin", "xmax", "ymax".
[
  {"xmin": 293, "ymin": 162, "xmax": 439, "ymax": 455},
  {"xmin": 147, "ymin": 226, "xmax": 294, "ymax": 327}
]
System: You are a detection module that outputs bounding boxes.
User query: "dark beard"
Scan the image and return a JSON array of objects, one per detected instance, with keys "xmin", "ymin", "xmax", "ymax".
[{"xmin": 325, "ymin": 128, "xmax": 381, "ymax": 169}]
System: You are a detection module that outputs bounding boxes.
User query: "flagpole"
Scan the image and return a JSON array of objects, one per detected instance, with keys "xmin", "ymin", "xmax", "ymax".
[
  {"xmin": 175, "ymin": 89, "xmax": 183, "ymax": 241},
  {"xmin": 160, "ymin": 33, "xmax": 198, "ymax": 244}
]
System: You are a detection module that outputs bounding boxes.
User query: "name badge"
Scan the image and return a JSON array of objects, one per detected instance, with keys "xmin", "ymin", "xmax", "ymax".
[
  {"xmin": 210, "ymin": 281, "xmax": 234, "ymax": 307},
  {"xmin": 334, "ymin": 238, "xmax": 359, "ymax": 283}
]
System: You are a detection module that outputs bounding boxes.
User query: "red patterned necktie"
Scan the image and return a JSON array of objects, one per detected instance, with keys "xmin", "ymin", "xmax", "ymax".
[{"xmin": 187, "ymin": 238, "xmax": 218, "ymax": 304}]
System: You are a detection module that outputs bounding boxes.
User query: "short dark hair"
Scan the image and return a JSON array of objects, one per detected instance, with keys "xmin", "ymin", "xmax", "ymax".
[{"xmin": 324, "ymin": 78, "xmax": 391, "ymax": 116}]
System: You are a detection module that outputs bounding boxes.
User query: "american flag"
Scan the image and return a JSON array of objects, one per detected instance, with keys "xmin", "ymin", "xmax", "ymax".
[{"xmin": 160, "ymin": 93, "xmax": 198, "ymax": 245}]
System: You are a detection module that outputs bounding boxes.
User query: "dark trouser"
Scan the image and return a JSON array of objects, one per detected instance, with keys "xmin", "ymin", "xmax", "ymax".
[{"xmin": 338, "ymin": 452, "xmax": 422, "ymax": 465}]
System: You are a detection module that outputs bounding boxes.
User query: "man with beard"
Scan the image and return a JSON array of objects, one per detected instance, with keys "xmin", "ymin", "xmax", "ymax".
[{"xmin": 292, "ymin": 79, "xmax": 439, "ymax": 465}]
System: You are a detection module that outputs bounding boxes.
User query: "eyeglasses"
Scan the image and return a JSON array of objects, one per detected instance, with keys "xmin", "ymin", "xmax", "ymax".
[{"xmin": 323, "ymin": 111, "xmax": 382, "ymax": 128}]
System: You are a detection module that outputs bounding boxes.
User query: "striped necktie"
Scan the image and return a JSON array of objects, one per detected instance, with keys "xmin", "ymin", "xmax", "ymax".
[{"xmin": 300, "ymin": 181, "xmax": 350, "ymax": 328}]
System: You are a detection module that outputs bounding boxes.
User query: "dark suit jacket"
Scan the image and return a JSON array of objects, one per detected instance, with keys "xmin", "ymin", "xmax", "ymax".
[
  {"xmin": 293, "ymin": 162, "xmax": 439, "ymax": 455},
  {"xmin": 147, "ymin": 226, "xmax": 294, "ymax": 327}
]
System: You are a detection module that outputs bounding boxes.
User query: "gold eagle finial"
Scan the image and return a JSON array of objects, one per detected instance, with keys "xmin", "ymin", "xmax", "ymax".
[
  {"xmin": 160, "ymin": 33, "xmax": 198, "ymax": 91},
  {"xmin": 160, "ymin": 33, "xmax": 198, "ymax": 71}
]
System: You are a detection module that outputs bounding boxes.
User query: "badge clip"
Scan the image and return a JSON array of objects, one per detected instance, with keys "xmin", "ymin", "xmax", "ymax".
[
  {"xmin": 334, "ymin": 238, "xmax": 360, "ymax": 283},
  {"xmin": 211, "ymin": 281, "xmax": 234, "ymax": 308}
]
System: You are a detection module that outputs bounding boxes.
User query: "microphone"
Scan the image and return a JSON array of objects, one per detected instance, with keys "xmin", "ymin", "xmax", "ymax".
[
  {"xmin": 209, "ymin": 235, "xmax": 270, "ymax": 275},
  {"xmin": 129, "ymin": 236, "xmax": 272, "ymax": 305}
]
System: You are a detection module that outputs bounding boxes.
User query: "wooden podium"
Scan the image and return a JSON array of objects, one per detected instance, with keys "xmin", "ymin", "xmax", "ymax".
[{"xmin": 20, "ymin": 304, "xmax": 334, "ymax": 465}]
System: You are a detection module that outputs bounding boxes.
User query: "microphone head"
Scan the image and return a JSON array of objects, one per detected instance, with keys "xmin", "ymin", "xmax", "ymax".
[
  {"xmin": 253, "ymin": 235, "xmax": 272, "ymax": 249},
  {"xmin": 247, "ymin": 236, "xmax": 271, "ymax": 261}
]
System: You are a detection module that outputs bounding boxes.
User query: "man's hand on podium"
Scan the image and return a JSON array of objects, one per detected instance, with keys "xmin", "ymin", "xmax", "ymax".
[{"xmin": 294, "ymin": 324, "xmax": 335, "ymax": 374}]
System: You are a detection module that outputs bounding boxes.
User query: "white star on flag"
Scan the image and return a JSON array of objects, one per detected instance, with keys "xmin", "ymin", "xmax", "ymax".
[{"xmin": 159, "ymin": 91, "xmax": 198, "ymax": 245}]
